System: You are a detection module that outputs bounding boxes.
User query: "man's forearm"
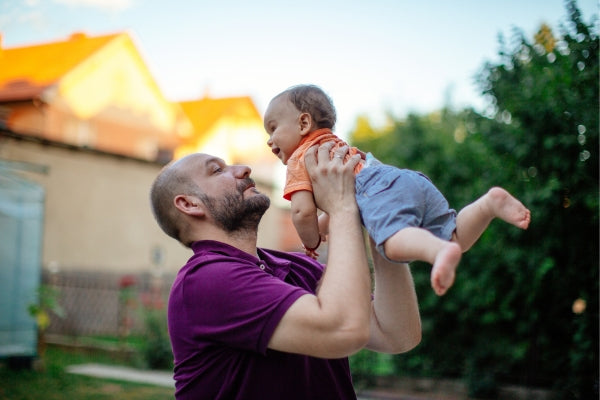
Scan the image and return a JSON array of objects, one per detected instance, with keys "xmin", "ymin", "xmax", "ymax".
[
  {"xmin": 268, "ymin": 206, "xmax": 372, "ymax": 359},
  {"xmin": 303, "ymin": 142, "xmax": 372, "ymax": 355},
  {"xmin": 316, "ymin": 205, "xmax": 372, "ymax": 350},
  {"xmin": 367, "ymin": 245, "xmax": 422, "ymax": 354}
]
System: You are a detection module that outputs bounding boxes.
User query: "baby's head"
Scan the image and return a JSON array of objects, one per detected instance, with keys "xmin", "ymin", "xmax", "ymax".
[
  {"xmin": 264, "ymin": 84, "xmax": 337, "ymax": 165},
  {"xmin": 278, "ymin": 84, "xmax": 337, "ymax": 131}
]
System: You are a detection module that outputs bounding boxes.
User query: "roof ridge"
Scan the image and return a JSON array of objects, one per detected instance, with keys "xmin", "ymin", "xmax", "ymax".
[{"xmin": 2, "ymin": 31, "xmax": 123, "ymax": 50}]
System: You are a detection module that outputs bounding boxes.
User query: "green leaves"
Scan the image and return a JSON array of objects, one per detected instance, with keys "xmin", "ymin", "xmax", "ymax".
[
  {"xmin": 350, "ymin": 1, "xmax": 598, "ymax": 396},
  {"xmin": 28, "ymin": 285, "xmax": 65, "ymax": 331}
]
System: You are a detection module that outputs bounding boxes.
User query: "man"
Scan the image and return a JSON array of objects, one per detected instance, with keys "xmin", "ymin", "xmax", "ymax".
[{"xmin": 150, "ymin": 143, "xmax": 421, "ymax": 399}]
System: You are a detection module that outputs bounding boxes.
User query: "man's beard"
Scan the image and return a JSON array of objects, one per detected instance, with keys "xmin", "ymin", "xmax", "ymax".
[{"xmin": 200, "ymin": 179, "xmax": 270, "ymax": 234}]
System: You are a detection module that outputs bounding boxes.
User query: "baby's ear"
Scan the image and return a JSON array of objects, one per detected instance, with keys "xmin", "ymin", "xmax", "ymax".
[{"xmin": 299, "ymin": 112, "xmax": 313, "ymax": 135}]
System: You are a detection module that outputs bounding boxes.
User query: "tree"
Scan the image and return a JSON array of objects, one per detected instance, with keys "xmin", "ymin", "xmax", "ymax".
[
  {"xmin": 477, "ymin": 1, "xmax": 598, "ymax": 397},
  {"xmin": 349, "ymin": 1, "xmax": 598, "ymax": 398}
]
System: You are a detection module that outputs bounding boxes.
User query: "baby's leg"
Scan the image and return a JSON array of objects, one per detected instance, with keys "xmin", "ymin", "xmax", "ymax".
[
  {"xmin": 384, "ymin": 227, "xmax": 462, "ymax": 296},
  {"xmin": 454, "ymin": 187, "xmax": 531, "ymax": 251}
]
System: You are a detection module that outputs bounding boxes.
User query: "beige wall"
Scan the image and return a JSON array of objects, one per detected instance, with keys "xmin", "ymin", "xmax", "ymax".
[{"xmin": 0, "ymin": 137, "xmax": 293, "ymax": 275}]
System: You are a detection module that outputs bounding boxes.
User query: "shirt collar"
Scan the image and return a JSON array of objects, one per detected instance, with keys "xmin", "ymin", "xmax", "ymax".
[
  {"xmin": 298, "ymin": 128, "xmax": 333, "ymax": 147},
  {"xmin": 191, "ymin": 240, "xmax": 292, "ymax": 279}
]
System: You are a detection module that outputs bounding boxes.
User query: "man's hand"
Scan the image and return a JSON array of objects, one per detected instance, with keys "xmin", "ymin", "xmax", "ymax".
[{"xmin": 304, "ymin": 143, "xmax": 361, "ymax": 216}]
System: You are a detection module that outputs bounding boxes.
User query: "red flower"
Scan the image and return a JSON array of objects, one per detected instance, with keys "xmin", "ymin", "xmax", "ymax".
[{"xmin": 119, "ymin": 275, "xmax": 136, "ymax": 288}]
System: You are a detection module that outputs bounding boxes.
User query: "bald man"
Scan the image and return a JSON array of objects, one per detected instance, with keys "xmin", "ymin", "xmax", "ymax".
[{"xmin": 150, "ymin": 143, "xmax": 421, "ymax": 400}]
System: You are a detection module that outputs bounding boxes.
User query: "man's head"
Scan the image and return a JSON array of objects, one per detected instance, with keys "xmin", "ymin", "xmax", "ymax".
[
  {"xmin": 264, "ymin": 84, "xmax": 336, "ymax": 165},
  {"xmin": 150, "ymin": 153, "xmax": 270, "ymax": 247}
]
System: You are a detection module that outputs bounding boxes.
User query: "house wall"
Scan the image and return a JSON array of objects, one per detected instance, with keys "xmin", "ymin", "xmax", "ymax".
[
  {"xmin": 0, "ymin": 137, "xmax": 187, "ymax": 273},
  {"xmin": 6, "ymin": 102, "xmax": 46, "ymax": 135},
  {"xmin": 0, "ymin": 137, "xmax": 294, "ymax": 275}
]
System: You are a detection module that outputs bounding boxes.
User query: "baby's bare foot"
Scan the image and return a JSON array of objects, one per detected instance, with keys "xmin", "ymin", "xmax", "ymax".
[
  {"xmin": 487, "ymin": 187, "xmax": 531, "ymax": 229},
  {"xmin": 431, "ymin": 242, "xmax": 462, "ymax": 296}
]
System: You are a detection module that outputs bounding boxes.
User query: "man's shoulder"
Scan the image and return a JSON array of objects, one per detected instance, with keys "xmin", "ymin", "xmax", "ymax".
[
  {"xmin": 259, "ymin": 248, "xmax": 324, "ymax": 271},
  {"xmin": 259, "ymin": 247, "xmax": 304, "ymax": 260},
  {"xmin": 177, "ymin": 247, "xmax": 256, "ymax": 281}
]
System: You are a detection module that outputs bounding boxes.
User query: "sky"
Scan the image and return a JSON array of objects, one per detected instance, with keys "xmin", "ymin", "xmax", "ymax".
[{"xmin": 1, "ymin": 0, "xmax": 598, "ymax": 138}]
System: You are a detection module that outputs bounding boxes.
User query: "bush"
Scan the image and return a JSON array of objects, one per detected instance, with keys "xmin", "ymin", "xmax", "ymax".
[
  {"xmin": 350, "ymin": 349, "xmax": 394, "ymax": 389},
  {"xmin": 140, "ymin": 309, "xmax": 173, "ymax": 370}
]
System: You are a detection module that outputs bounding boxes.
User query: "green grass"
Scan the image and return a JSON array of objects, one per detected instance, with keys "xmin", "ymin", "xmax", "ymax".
[
  {"xmin": 83, "ymin": 334, "xmax": 147, "ymax": 349},
  {"xmin": 0, "ymin": 346, "xmax": 174, "ymax": 400}
]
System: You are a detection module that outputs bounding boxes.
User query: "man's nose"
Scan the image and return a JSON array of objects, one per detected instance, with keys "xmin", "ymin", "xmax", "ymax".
[{"xmin": 234, "ymin": 165, "xmax": 251, "ymax": 178}]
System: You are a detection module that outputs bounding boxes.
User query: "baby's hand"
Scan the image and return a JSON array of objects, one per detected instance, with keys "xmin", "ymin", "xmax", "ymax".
[
  {"xmin": 304, "ymin": 247, "xmax": 319, "ymax": 260},
  {"xmin": 320, "ymin": 232, "xmax": 328, "ymax": 244},
  {"xmin": 302, "ymin": 237, "xmax": 321, "ymax": 260},
  {"xmin": 318, "ymin": 213, "xmax": 330, "ymax": 239}
]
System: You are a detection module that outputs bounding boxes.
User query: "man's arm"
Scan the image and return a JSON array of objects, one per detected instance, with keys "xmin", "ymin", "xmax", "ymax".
[
  {"xmin": 268, "ymin": 144, "xmax": 372, "ymax": 359},
  {"xmin": 366, "ymin": 237, "xmax": 422, "ymax": 354}
]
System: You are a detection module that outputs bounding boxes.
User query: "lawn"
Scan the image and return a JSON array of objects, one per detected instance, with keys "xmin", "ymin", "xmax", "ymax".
[{"xmin": 0, "ymin": 346, "xmax": 174, "ymax": 400}]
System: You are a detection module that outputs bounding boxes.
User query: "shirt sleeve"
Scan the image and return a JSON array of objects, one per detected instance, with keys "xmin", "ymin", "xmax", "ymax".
[
  {"xmin": 181, "ymin": 259, "xmax": 309, "ymax": 355},
  {"xmin": 283, "ymin": 154, "xmax": 313, "ymax": 200}
]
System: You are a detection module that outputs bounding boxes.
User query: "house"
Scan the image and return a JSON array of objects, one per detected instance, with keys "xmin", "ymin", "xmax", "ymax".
[
  {"xmin": 0, "ymin": 31, "xmax": 308, "ymax": 349},
  {"xmin": 0, "ymin": 30, "xmax": 303, "ymax": 346},
  {"xmin": 0, "ymin": 31, "xmax": 300, "ymax": 276},
  {"xmin": 0, "ymin": 31, "xmax": 197, "ymax": 277},
  {"xmin": 0, "ymin": 32, "xmax": 193, "ymax": 162}
]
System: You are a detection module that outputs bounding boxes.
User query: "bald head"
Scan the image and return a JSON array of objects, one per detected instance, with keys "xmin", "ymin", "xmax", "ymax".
[{"xmin": 150, "ymin": 153, "xmax": 210, "ymax": 246}]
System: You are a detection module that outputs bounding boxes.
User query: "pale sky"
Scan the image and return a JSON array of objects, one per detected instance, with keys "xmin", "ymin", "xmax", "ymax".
[{"xmin": 1, "ymin": 0, "xmax": 597, "ymax": 138}]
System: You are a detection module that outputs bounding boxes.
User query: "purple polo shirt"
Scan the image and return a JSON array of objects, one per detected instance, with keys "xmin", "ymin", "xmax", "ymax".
[{"xmin": 167, "ymin": 240, "xmax": 357, "ymax": 400}]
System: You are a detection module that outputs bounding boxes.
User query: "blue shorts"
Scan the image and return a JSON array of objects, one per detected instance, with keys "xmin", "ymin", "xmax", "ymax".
[{"xmin": 355, "ymin": 156, "xmax": 457, "ymax": 260}]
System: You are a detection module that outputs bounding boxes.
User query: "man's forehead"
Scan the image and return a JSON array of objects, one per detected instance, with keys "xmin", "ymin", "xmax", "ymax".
[{"xmin": 175, "ymin": 153, "xmax": 225, "ymax": 171}]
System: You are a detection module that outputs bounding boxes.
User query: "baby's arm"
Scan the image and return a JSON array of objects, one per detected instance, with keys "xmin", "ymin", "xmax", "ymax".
[{"xmin": 290, "ymin": 190, "xmax": 321, "ymax": 258}]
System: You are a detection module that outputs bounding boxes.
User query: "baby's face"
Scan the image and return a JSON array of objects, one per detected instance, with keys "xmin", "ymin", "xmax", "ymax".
[{"xmin": 264, "ymin": 96, "xmax": 304, "ymax": 165}]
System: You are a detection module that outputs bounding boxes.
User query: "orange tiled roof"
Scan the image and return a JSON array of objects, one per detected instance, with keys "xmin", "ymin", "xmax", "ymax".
[
  {"xmin": 0, "ymin": 32, "xmax": 121, "ymax": 101},
  {"xmin": 179, "ymin": 96, "xmax": 261, "ymax": 135}
]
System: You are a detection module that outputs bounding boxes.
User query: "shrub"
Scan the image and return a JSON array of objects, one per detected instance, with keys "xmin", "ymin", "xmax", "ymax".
[{"xmin": 140, "ymin": 309, "xmax": 172, "ymax": 370}]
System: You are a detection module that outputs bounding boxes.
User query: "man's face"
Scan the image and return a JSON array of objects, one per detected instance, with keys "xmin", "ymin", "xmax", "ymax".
[{"xmin": 184, "ymin": 154, "xmax": 270, "ymax": 232}]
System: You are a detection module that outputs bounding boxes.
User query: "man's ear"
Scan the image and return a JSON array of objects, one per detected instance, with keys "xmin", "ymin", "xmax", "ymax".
[
  {"xmin": 174, "ymin": 195, "xmax": 206, "ymax": 217},
  {"xmin": 299, "ymin": 112, "xmax": 313, "ymax": 136}
]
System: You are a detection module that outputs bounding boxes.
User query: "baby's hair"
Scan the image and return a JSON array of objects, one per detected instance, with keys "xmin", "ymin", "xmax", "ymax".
[{"xmin": 279, "ymin": 84, "xmax": 336, "ymax": 130}]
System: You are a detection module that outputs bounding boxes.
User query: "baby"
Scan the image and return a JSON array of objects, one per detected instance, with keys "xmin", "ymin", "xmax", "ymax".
[{"xmin": 264, "ymin": 84, "xmax": 531, "ymax": 295}]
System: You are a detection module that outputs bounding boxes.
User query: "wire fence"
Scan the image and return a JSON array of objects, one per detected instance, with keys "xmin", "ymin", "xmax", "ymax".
[{"xmin": 42, "ymin": 269, "xmax": 174, "ymax": 338}]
